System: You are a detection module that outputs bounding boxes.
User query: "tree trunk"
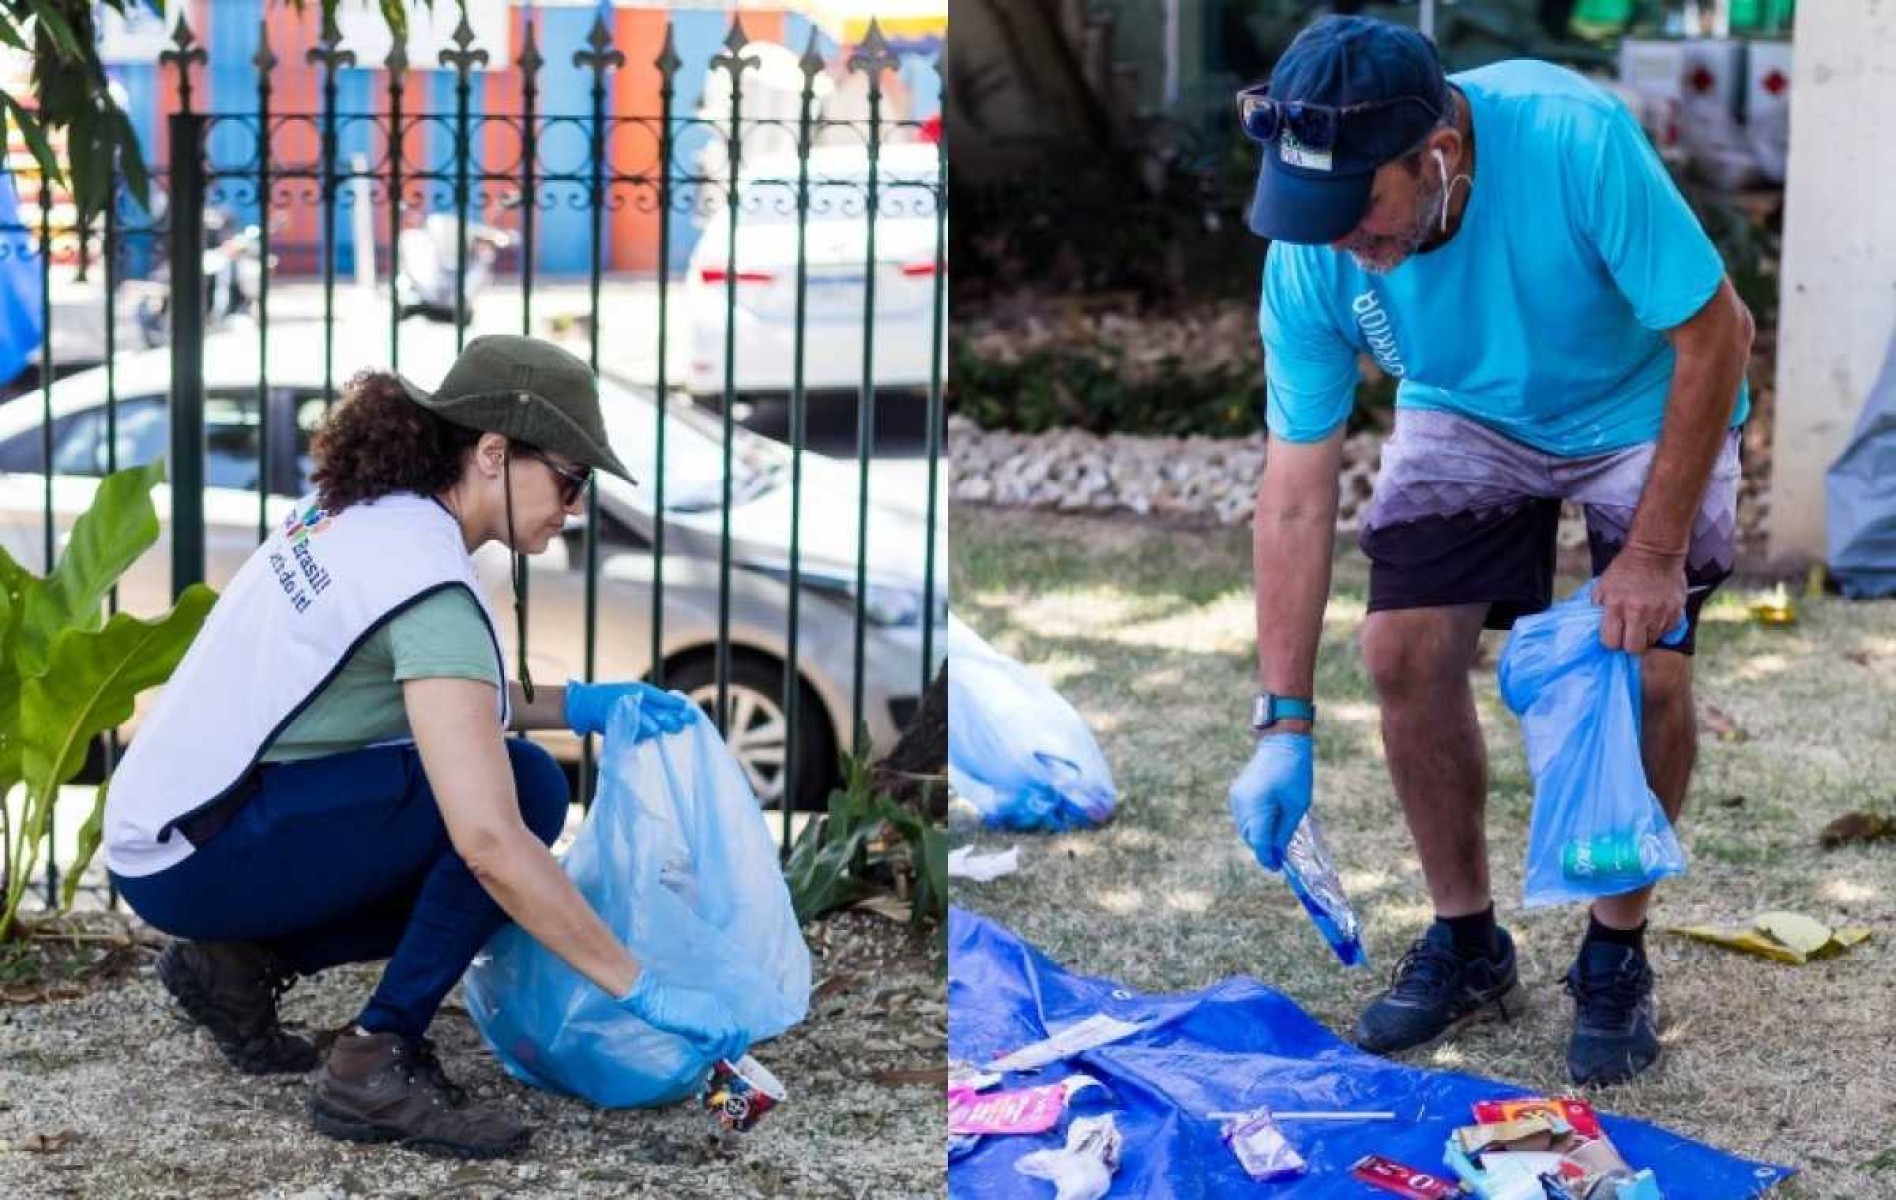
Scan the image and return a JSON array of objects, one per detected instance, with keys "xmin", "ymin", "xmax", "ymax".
[{"xmin": 871, "ymin": 664, "xmax": 947, "ymax": 819}]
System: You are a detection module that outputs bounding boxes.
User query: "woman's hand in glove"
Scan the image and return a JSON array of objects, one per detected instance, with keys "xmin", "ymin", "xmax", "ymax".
[
  {"xmin": 617, "ymin": 971, "xmax": 747, "ymax": 1063},
  {"xmin": 564, "ymin": 681, "xmax": 699, "ymax": 742}
]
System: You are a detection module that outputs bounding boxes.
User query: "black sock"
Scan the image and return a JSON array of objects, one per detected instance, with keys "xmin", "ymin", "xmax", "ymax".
[
  {"xmin": 1584, "ymin": 912, "xmax": 1647, "ymax": 955},
  {"xmin": 1438, "ymin": 905, "xmax": 1498, "ymax": 959}
]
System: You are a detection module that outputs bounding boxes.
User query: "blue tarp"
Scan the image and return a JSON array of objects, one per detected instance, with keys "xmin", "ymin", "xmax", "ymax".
[{"xmin": 949, "ymin": 908, "xmax": 1793, "ymax": 1198}]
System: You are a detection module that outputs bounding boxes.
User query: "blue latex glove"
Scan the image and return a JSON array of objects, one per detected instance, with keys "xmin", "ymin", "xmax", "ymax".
[
  {"xmin": 1227, "ymin": 733, "xmax": 1314, "ymax": 872},
  {"xmin": 617, "ymin": 971, "xmax": 747, "ymax": 1064},
  {"xmin": 564, "ymin": 680, "xmax": 699, "ymax": 741}
]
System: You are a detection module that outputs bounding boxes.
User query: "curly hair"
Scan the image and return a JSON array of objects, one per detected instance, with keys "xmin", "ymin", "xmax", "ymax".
[{"xmin": 309, "ymin": 370, "xmax": 485, "ymax": 512}]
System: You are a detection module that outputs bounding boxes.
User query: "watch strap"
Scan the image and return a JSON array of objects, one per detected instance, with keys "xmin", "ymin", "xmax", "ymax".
[{"xmin": 1252, "ymin": 692, "xmax": 1316, "ymax": 730}]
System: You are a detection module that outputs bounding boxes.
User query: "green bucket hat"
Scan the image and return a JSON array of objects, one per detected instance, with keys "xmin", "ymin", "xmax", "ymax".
[{"xmin": 399, "ymin": 334, "xmax": 634, "ymax": 482}]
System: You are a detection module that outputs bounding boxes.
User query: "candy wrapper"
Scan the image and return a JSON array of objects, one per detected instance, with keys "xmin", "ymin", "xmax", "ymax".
[
  {"xmin": 1472, "ymin": 1097, "xmax": 1603, "ymax": 1139},
  {"xmin": 1350, "ymin": 1153, "xmax": 1461, "ymax": 1199},
  {"xmin": 1221, "ymin": 1109, "xmax": 1306, "ymax": 1182},
  {"xmin": 949, "ymin": 1075, "xmax": 1104, "ymax": 1136},
  {"xmin": 1283, "ymin": 814, "xmax": 1367, "ymax": 966}
]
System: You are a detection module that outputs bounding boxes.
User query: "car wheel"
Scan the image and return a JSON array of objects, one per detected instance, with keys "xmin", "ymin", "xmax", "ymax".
[{"xmin": 667, "ymin": 654, "xmax": 838, "ymax": 812}]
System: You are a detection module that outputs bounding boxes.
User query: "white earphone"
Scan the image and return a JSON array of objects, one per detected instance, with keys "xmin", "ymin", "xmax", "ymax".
[{"xmin": 1432, "ymin": 146, "xmax": 1469, "ymax": 235}]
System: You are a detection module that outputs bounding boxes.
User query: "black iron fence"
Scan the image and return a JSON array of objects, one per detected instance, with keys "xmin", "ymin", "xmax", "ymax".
[{"xmin": 0, "ymin": 10, "xmax": 946, "ymax": 911}]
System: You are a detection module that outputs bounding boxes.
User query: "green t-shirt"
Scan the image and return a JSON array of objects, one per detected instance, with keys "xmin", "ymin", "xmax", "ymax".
[{"xmin": 263, "ymin": 586, "xmax": 503, "ymax": 764}]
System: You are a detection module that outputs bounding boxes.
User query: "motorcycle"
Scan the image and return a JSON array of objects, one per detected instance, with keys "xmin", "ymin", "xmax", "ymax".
[
  {"xmin": 395, "ymin": 212, "xmax": 516, "ymax": 322},
  {"xmin": 133, "ymin": 208, "xmax": 276, "ymax": 348}
]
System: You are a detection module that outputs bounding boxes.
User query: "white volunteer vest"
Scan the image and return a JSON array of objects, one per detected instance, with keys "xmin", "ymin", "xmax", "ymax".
[{"xmin": 104, "ymin": 492, "xmax": 509, "ymax": 877}]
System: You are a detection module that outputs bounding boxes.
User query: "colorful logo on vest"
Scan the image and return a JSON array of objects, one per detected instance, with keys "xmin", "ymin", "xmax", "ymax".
[{"xmin": 283, "ymin": 504, "xmax": 334, "ymax": 545}]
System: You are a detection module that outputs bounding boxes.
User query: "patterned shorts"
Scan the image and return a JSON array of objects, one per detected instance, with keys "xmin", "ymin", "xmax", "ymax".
[{"xmin": 1358, "ymin": 409, "xmax": 1742, "ymax": 655}]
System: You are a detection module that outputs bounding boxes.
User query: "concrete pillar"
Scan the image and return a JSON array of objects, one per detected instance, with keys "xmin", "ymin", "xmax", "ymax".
[{"xmin": 1767, "ymin": 2, "xmax": 1896, "ymax": 563}]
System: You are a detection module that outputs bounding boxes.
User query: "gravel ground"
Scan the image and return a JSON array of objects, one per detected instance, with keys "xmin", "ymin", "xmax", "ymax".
[{"xmin": 0, "ymin": 911, "xmax": 945, "ymax": 1200}]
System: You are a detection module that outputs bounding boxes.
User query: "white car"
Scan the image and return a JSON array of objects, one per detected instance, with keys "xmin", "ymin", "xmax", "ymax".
[
  {"xmin": 684, "ymin": 141, "xmax": 945, "ymax": 400},
  {"xmin": 0, "ymin": 321, "xmax": 946, "ymax": 808}
]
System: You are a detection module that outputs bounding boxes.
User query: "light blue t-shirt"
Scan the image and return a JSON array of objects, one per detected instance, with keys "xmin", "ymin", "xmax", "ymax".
[{"xmin": 1259, "ymin": 59, "xmax": 1749, "ymax": 456}]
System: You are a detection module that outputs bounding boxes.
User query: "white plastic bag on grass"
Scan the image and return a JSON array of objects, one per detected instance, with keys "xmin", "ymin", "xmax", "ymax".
[{"xmin": 947, "ymin": 615, "xmax": 1117, "ymax": 831}]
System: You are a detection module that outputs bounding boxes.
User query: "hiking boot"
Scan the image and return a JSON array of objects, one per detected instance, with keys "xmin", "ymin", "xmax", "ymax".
[
  {"xmin": 1565, "ymin": 940, "xmax": 1660, "ymax": 1086},
  {"xmin": 1353, "ymin": 923, "xmax": 1520, "ymax": 1055},
  {"xmin": 309, "ymin": 1031, "xmax": 531, "ymax": 1159},
  {"xmin": 156, "ymin": 939, "xmax": 319, "ymax": 1075}
]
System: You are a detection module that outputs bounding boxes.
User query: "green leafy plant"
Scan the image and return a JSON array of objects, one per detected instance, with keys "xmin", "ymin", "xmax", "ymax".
[
  {"xmin": 786, "ymin": 754, "xmax": 946, "ymax": 929},
  {"xmin": 0, "ymin": 461, "xmax": 216, "ymax": 938}
]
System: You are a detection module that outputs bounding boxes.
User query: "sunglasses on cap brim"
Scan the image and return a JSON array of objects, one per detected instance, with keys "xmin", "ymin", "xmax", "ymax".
[{"xmin": 1234, "ymin": 84, "xmax": 1442, "ymax": 152}]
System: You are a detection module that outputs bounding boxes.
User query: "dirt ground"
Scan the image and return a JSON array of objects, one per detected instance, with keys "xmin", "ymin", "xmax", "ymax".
[
  {"xmin": 0, "ymin": 910, "xmax": 945, "ymax": 1199},
  {"xmin": 951, "ymin": 505, "xmax": 1896, "ymax": 1199}
]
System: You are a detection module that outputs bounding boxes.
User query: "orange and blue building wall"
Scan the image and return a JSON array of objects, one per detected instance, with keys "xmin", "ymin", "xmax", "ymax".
[{"xmin": 109, "ymin": 2, "xmax": 941, "ymax": 278}]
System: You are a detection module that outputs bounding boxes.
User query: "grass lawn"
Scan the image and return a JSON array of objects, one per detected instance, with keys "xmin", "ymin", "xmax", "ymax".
[{"xmin": 951, "ymin": 504, "xmax": 1896, "ymax": 1199}]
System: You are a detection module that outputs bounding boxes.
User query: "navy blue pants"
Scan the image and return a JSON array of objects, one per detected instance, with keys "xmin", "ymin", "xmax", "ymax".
[{"xmin": 114, "ymin": 739, "xmax": 570, "ymax": 1040}]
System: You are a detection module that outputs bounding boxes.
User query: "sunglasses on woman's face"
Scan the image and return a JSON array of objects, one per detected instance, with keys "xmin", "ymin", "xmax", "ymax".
[{"xmin": 524, "ymin": 451, "xmax": 592, "ymax": 505}]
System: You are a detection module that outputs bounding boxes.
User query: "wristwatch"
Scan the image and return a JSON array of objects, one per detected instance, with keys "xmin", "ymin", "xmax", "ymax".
[{"xmin": 1251, "ymin": 691, "xmax": 1317, "ymax": 732}]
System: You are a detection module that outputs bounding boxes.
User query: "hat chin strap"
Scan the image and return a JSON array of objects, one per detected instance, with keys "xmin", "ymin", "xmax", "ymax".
[{"xmin": 503, "ymin": 448, "xmax": 535, "ymax": 705}]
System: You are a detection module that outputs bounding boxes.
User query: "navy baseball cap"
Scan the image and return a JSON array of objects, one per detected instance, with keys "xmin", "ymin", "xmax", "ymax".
[{"xmin": 1244, "ymin": 16, "xmax": 1450, "ymax": 244}]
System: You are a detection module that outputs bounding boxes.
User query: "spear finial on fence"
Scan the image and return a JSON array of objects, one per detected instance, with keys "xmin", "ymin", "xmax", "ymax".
[
  {"xmin": 799, "ymin": 27, "xmax": 826, "ymax": 82},
  {"xmin": 574, "ymin": 11, "xmax": 623, "ymax": 75},
  {"xmin": 518, "ymin": 16, "xmax": 544, "ymax": 87},
  {"xmin": 252, "ymin": 18, "xmax": 277, "ymax": 81},
  {"xmin": 160, "ymin": 12, "xmax": 207, "ymax": 113},
  {"xmin": 306, "ymin": 5, "xmax": 356, "ymax": 74},
  {"xmin": 439, "ymin": 11, "xmax": 489, "ymax": 78},
  {"xmin": 711, "ymin": 15, "xmax": 761, "ymax": 80},
  {"xmin": 654, "ymin": 20, "xmax": 681, "ymax": 82},
  {"xmin": 848, "ymin": 19, "xmax": 898, "ymax": 93},
  {"xmin": 385, "ymin": 34, "xmax": 409, "ymax": 83}
]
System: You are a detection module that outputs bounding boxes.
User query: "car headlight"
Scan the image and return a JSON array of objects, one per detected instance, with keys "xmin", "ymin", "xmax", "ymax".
[
  {"xmin": 750, "ymin": 566, "xmax": 930, "ymax": 628},
  {"xmin": 860, "ymin": 581, "xmax": 925, "ymax": 628},
  {"xmin": 814, "ymin": 577, "xmax": 923, "ymax": 628}
]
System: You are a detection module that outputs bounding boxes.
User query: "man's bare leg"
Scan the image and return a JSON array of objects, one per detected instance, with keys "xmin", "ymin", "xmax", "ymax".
[
  {"xmin": 1352, "ymin": 603, "xmax": 1520, "ymax": 1057},
  {"xmin": 1360, "ymin": 604, "xmax": 1493, "ymax": 916},
  {"xmin": 1564, "ymin": 645, "xmax": 1694, "ymax": 1086},
  {"xmin": 1591, "ymin": 649, "xmax": 1696, "ymax": 930}
]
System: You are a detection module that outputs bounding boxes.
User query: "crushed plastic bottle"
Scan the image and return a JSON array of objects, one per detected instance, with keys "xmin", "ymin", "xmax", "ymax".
[{"xmin": 1282, "ymin": 814, "xmax": 1367, "ymax": 967}]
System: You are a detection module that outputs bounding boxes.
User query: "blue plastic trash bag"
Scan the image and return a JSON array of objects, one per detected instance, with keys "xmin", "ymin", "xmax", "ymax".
[
  {"xmin": 463, "ymin": 693, "xmax": 811, "ymax": 1107},
  {"xmin": 1826, "ymin": 333, "xmax": 1896, "ymax": 599},
  {"xmin": 1498, "ymin": 582, "xmax": 1687, "ymax": 907},
  {"xmin": 948, "ymin": 615, "xmax": 1117, "ymax": 831}
]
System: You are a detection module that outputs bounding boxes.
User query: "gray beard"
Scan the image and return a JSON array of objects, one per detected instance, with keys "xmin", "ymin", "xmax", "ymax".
[{"xmin": 1344, "ymin": 167, "xmax": 1449, "ymax": 275}]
